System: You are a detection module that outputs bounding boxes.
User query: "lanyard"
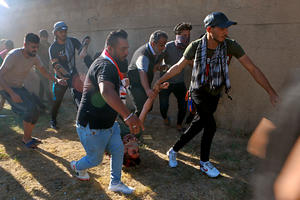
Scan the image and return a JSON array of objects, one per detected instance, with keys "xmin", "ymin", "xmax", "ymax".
[
  {"xmin": 102, "ymin": 49, "xmax": 124, "ymax": 81},
  {"xmin": 101, "ymin": 49, "xmax": 127, "ymax": 97}
]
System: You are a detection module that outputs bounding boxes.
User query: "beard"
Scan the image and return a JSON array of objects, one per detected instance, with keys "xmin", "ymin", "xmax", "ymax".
[
  {"xmin": 212, "ymin": 34, "xmax": 227, "ymax": 44},
  {"xmin": 56, "ymin": 35, "xmax": 66, "ymax": 42},
  {"xmin": 27, "ymin": 51, "xmax": 36, "ymax": 57}
]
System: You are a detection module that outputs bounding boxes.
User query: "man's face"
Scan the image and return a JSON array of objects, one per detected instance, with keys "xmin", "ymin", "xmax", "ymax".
[
  {"xmin": 152, "ymin": 37, "xmax": 167, "ymax": 55},
  {"xmin": 24, "ymin": 42, "xmax": 39, "ymax": 57},
  {"xmin": 209, "ymin": 26, "xmax": 229, "ymax": 43},
  {"xmin": 40, "ymin": 36, "xmax": 48, "ymax": 42},
  {"xmin": 55, "ymin": 30, "xmax": 67, "ymax": 41},
  {"xmin": 180, "ymin": 30, "xmax": 191, "ymax": 39},
  {"xmin": 111, "ymin": 38, "xmax": 129, "ymax": 62}
]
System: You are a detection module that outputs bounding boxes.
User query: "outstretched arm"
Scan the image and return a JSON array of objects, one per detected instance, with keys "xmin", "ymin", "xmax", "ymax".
[
  {"xmin": 238, "ymin": 54, "xmax": 278, "ymax": 106},
  {"xmin": 153, "ymin": 57, "xmax": 192, "ymax": 92},
  {"xmin": 139, "ymin": 82, "xmax": 169, "ymax": 124},
  {"xmin": 99, "ymin": 81, "xmax": 144, "ymax": 134},
  {"xmin": 35, "ymin": 63, "xmax": 67, "ymax": 86}
]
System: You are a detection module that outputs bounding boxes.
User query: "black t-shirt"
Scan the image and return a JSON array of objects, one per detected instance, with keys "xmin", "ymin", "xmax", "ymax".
[
  {"xmin": 49, "ymin": 37, "xmax": 81, "ymax": 75},
  {"xmin": 92, "ymin": 51, "xmax": 128, "ymax": 73},
  {"xmin": 76, "ymin": 56, "xmax": 120, "ymax": 129}
]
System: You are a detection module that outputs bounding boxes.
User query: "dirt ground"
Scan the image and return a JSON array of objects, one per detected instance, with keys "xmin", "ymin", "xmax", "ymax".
[{"xmin": 0, "ymin": 100, "xmax": 257, "ymax": 200}]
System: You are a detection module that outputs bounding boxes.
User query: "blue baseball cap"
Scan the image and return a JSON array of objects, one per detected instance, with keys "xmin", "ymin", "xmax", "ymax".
[
  {"xmin": 53, "ymin": 21, "xmax": 68, "ymax": 33},
  {"xmin": 204, "ymin": 12, "xmax": 237, "ymax": 28}
]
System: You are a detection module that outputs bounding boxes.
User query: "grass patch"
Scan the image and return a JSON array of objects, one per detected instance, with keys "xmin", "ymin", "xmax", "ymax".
[{"xmin": 0, "ymin": 101, "xmax": 256, "ymax": 200}]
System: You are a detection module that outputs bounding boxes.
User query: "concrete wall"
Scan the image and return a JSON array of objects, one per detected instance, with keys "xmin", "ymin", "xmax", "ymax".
[{"xmin": 0, "ymin": 0, "xmax": 299, "ymax": 132}]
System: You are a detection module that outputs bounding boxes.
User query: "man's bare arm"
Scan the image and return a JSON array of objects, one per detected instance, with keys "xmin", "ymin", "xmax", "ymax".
[
  {"xmin": 139, "ymin": 71, "xmax": 154, "ymax": 98},
  {"xmin": 35, "ymin": 63, "xmax": 67, "ymax": 86},
  {"xmin": 79, "ymin": 38, "xmax": 90, "ymax": 59},
  {"xmin": 154, "ymin": 57, "xmax": 192, "ymax": 91},
  {"xmin": 99, "ymin": 81, "xmax": 144, "ymax": 134},
  {"xmin": 0, "ymin": 56, "xmax": 22, "ymax": 102},
  {"xmin": 238, "ymin": 55, "xmax": 278, "ymax": 106}
]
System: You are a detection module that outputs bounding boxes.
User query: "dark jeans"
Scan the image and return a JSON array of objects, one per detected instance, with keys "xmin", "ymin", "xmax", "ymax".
[
  {"xmin": 0, "ymin": 87, "xmax": 41, "ymax": 124},
  {"xmin": 173, "ymin": 88, "xmax": 220, "ymax": 162},
  {"xmin": 38, "ymin": 75, "xmax": 52, "ymax": 103},
  {"xmin": 159, "ymin": 82, "xmax": 187, "ymax": 125},
  {"xmin": 51, "ymin": 76, "xmax": 82, "ymax": 121},
  {"xmin": 128, "ymin": 85, "xmax": 148, "ymax": 116}
]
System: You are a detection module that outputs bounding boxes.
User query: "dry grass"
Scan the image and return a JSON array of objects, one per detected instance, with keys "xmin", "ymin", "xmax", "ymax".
[{"xmin": 0, "ymin": 101, "xmax": 257, "ymax": 200}]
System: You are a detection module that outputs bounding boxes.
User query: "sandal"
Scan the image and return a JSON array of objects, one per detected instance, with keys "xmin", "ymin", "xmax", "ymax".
[
  {"xmin": 22, "ymin": 139, "xmax": 39, "ymax": 149},
  {"xmin": 31, "ymin": 137, "xmax": 42, "ymax": 144}
]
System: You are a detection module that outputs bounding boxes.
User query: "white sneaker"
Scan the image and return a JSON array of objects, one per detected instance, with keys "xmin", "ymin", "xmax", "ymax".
[
  {"xmin": 70, "ymin": 160, "xmax": 90, "ymax": 181},
  {"xmin": 200, "ymin": 161, "xmax": 220, "ymax": 178},
  {"xmin": 167, "ymin": 148, "xmax": 178, "ymax": 168},
  {"xmin": 108, "ymin": 182, "xmax": 135, "ymax": 194}
]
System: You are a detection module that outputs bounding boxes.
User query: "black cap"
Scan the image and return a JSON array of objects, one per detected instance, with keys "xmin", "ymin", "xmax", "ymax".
[{"xmin": 204, "ymin": 12, "xmax": 237, "ymax": 28}]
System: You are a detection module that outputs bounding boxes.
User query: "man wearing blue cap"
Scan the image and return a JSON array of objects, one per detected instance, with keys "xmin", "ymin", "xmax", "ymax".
[
  {"xmin": 154, "ymin": 12, "xmax": 278, "ymax": 177},
  {"xmin": 49, "ymin": 21, "xmax": 90, "ymax": 129}
]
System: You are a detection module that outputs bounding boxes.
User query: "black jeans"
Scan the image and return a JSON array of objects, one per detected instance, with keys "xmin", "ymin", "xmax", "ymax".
[
  {"xmin": 128, "ymin": 85, "xmax": 148, "ymax": 116},
  {"xmin": 173, "ymin": 88, "xmax": 220, "ymax": 162},
  {"xmin": 51, "ymin": 76, "xmax": 82, "ymax": 121},
  {"xmin": 159, "ymin": 82, "xmax": 187, "ymax": 125},
  {"xmin": 38, "ymin": 75, "xmax": 52, "ymax": 103}
]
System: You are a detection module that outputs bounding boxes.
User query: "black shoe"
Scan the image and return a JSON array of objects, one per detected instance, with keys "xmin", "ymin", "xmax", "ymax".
[
  {"xmin": 163, "ymin": 117, "xmax": 171, "ymax": 126},
  {"xmin": 50, "ymin": 120, "xmax": 58, "ymax": 129}
]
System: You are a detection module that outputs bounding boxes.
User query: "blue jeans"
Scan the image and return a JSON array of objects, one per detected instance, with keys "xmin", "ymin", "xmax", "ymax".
[{"xmin": 75, "ymin": 122, "xmax": 124, "ymax": 185}]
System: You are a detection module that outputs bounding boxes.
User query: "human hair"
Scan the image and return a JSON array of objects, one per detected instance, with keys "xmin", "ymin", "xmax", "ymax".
[
  {"xmin": 39, "ymin": 29, "xmax": 48, "ymax": 38},
  {"xmin": 82, "ymin": 35, "xmax": 91, "ymax": 44},
  {"xmin": 0, "ymin": 39, "xmax": 6, "ymax": 45},
  {"xmin": 105, "ymin": 29, "xmax": 128, "ymax": 48},
  {"xmin": 173, "ymin": 22, "xmax": 192, "ymax": 35},
  {"xmin": 149, "ymin": 30, "xmax": 168, "ymax": 43},
  {"xmin": 25, "ymin": 33, "xmax": 40, "ymax": 44},
  {"xmin": 5, "ymin": 40, "xmax": 14, "ymax": 50}
]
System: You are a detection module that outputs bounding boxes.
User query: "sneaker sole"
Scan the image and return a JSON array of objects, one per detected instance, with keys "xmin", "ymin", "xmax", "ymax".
[
  {"xmin": 70, "ymin": 163, "xmax": 90, "ymax": 181},
  {"xmin": 200, "ymin": 168, "xmax": 220, "ymax": 178},
  {"xmin": 108, "ymin": 188, "xmax": 134, "ymax": 194},
  {"xmin": 77, "ymin": 177, "xmax": 90, "ymax": 181}
]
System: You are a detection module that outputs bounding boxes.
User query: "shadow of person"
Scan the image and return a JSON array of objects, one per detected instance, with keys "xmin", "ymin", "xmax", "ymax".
[
  {"xmin": 122, "ymin": 115, "xmax": 252, "ymax": 199},
  {"xmin": 121, "ymin": 145, "xmax": 204, "ymax": 200},
  {"xmin": 0, "ymin": 119, "xmax": 111, "ymax": 200},
  {"xmin": 0, "ymin": 166, "xmax": 33, "ymax": 199}
]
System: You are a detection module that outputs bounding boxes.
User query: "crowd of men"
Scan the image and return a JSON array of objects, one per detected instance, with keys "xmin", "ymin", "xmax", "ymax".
[{"xmin": 0, "ymin": 12, "xmax": 278, "ymax": 194}]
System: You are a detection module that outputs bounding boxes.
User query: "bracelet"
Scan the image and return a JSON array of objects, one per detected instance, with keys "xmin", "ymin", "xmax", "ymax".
[{"xmin": 124, "ymin": 113, "xmax": 134, "ymax": 122}]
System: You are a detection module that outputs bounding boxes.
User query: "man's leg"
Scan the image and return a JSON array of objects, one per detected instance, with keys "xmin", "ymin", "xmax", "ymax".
[
  {"xmin": 172, "ymin": 82, "xmax": 187, "ymax": 130},
  {"xmin": 159, "ymin": 86, "xmax": 171, "ymax": 125},
  {"xmin": 41, "ymin": 77, "xmax": 53, "ymax": 104},
  {"xmin": 172, "ymin": 113, "xmax": 204, "ymax": 152},
  {"xmin": 38, "ymin": 79, "xmax": 45, "ymax": 101},
  {"xmin": 23, "ymin": 121, "xmax": 35, "ymax": 143},
  {"xmin": 107, "ymin": 122, "xmax": 134, "ymax": 194},
  {"xmin": 200, "ymin": 114, "xmax": 217, "ymax": 162},
  {"xmin": 107, "ymin": 122, "xmax": 124, "ymax": 185},
  {"xmin": 1, "ymin": 88, "xmax": 40, "ymax": 145},
  {"xmin": 50, "ymin": 82, "xmax": 67, "ymax": 128},
  {"xmin": 128, "ymin": 86, "xmax": 148, "ymax": 116},
  {"xmin": 196, "ymin": 94, "xmax": 220, "ymax": 177},
  {"xmin": 75, "ymin": 124, "xmax": 111, "ymax": 170}
]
